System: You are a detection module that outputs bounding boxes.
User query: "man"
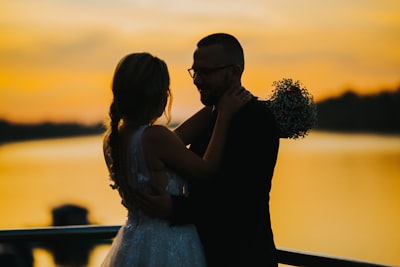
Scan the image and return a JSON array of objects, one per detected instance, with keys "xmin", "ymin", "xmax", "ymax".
[{"xmin": 139, "ymin": 33, "xmax": 280, "ymax": 266}]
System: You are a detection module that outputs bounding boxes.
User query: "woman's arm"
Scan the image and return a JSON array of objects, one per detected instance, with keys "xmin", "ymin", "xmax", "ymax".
[
  {"xmin": 145, "ymin": 87, "xmax": 249, "ymax": 181},
  {"xmin": 134, "ymin": 88, "xmax": 251, "ymax": 220}
]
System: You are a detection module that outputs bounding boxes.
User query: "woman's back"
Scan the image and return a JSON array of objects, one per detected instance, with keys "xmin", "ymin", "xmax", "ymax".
[{"xmin": 101, "ymin": 125, "xmax": 206, "ymax": 267}]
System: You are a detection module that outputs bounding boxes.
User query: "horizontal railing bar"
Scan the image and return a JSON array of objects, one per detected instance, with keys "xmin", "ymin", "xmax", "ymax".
[
  {"xmin": 276, "ymin": 247, "xmax": 392, "ymax": 267},
  {"xmin": 0, "ymin": 225, "xmax": 120, "ymax": 241},
  {"xmin": 0, "ymin": 225, "xmax": 393, "ymax": 267}
]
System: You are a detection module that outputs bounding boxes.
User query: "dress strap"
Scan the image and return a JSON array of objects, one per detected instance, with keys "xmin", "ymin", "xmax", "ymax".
[{"xmin": 129, "ymin": 125, "xmax": 150, "ymax": 179}]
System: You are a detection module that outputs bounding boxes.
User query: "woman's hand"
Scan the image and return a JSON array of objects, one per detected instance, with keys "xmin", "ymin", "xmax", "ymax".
[{"xmin": 217, "ymin": 86, "xmax": 253, "ymax": 118}]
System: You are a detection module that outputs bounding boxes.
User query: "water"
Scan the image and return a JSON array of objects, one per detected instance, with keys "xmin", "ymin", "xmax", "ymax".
[{"xmin": 0, "ymin": 131, "xmax": 399, "ymax": 266}]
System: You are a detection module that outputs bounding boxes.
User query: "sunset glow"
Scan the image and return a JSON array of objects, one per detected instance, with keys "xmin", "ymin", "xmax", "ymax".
[{"xmin": 1, "ymin": 0, "xmax": 399, "ymax": 124}]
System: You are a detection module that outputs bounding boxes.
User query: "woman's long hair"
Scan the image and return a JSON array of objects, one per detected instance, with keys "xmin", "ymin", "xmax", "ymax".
[{"xmin": 104, "ymin": 52, "xmax": 172, "ymax": 190}]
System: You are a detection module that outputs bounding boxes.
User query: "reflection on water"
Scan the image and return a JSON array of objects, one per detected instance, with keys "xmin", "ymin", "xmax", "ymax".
[
  {"xmin": 271, "ymin": 131, "xmax": 400, "ymax": 266},
  {"xmin": 0, "ymin": 131, "xmax": 399, "ymax": 266}
]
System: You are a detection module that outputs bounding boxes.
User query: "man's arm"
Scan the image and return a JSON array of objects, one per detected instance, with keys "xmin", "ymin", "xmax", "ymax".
[
  {"xmin": 132, "ymin": 172, "xmax": 173, "ymax": 219},
  {"xmin": 173, "ymin": 106, "xmax": 214, "ymax": 145}
]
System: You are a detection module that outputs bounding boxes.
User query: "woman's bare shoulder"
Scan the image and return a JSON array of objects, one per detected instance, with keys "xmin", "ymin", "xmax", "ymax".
[
  {"xmin": 142, "ymin": 125, "xmax": 180, "ymax": 145},
  {"xmin": 144, "ymin": 124, "xmax": 172, "ymax": 137}
]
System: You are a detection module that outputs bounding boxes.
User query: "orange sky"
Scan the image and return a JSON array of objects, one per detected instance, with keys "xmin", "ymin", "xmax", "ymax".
[{"xmin": 1, "ymin": 0, "xmax": 399, "ymax": 124}]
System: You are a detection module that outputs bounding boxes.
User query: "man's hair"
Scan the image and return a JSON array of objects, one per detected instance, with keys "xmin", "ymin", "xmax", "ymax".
[{"xmin": 197, "ymin": 33, "xmax": 244, "ymax": 70}]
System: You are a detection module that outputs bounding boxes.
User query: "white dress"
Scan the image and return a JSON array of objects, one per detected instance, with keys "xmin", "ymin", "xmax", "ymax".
[{"xmin": 101, "ymin": 125, "xmax": 207, "ymax": 267}]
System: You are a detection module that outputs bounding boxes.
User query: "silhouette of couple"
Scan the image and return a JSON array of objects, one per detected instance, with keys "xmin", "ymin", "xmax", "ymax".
[{"xmin": 101, "ymin": 33, "xmax": 316, "ymax": 267}]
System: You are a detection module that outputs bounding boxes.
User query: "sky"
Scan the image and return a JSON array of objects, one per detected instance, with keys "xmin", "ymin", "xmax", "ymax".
[{"xmin": 1, "ymin": 0, "xmax": 399, "ymax": 125}]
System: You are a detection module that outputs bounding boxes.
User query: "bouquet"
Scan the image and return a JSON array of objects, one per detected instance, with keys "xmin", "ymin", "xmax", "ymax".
[{"xmin": 265, "ymin": 78, "xmax": 317, "ymax": 139}]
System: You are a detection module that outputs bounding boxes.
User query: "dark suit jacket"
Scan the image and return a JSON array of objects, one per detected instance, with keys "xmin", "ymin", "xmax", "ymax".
[{"xmin": 171, "ymin": 98, "xmax": 280, "ymax": 267}]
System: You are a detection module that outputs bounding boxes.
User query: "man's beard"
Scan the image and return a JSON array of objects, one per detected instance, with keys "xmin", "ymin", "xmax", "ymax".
[
  {"xmin": 199, "ymin": 84, "xmax": 229, "ymax": 107},
  {"xmin": 200, "ymin": 93, "xmax": 218, "ymax": 106}
]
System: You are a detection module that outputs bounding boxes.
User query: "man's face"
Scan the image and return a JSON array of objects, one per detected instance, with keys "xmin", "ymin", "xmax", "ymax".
[{"xmin": 190, "ymin": 44, "xmax": 234, "ymax": 106}]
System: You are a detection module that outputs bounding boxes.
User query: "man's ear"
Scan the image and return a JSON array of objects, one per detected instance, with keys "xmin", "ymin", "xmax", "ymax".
[{"xmin": 231, "ymin": 64, "xmax": 243, "ymax": 79}]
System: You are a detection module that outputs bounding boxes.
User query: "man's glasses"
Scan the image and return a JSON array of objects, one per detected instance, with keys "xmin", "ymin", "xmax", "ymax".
[{"xmin": 187, "ymin": 64, "xmax": 234, "ymax": 79}]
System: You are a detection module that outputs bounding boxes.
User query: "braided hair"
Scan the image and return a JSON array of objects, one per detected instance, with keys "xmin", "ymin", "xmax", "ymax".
[{"xmin": 103, "ymin": 52, "xmax": 171, "ymax": 190}]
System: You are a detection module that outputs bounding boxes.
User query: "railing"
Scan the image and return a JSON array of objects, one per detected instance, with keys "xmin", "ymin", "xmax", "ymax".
[{"xmin": 0, "ymin": 225, "xmax": 393, "ymax": 267}]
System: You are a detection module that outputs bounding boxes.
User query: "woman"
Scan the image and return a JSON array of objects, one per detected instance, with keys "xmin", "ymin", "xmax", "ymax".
[{"xmin": 101, "ymin": 52, "xmax": 249, "ymax": 267}]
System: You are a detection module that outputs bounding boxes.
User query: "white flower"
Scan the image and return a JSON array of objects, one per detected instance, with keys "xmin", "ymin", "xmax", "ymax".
[{"xmin": 266, "ymin": 78, "xmax": 318, "ymax": 139}]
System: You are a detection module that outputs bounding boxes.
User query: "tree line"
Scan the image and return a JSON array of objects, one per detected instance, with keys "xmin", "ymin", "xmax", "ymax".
[
  {"xmin": 1, "ymin": 87, "xmax": 399, "ymax": 143},
  {"xmin": 315, "ymin": 88, "xmax": 400, "ymax": 134},
  {"xmin": 0, "ymin": 121, "xmax": 106, "ymax": 143}
]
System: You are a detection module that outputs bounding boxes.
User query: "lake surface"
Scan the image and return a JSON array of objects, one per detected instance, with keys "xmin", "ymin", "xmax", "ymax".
[{"xmin": 0, "ymin": 131, "xmax": 399, "ymax": 267}]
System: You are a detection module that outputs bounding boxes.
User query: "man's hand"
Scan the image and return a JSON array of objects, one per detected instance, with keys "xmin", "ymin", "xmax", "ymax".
[{"xmin": 133, "ymin": 182, "xmax": 173, "ymax": 220}]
